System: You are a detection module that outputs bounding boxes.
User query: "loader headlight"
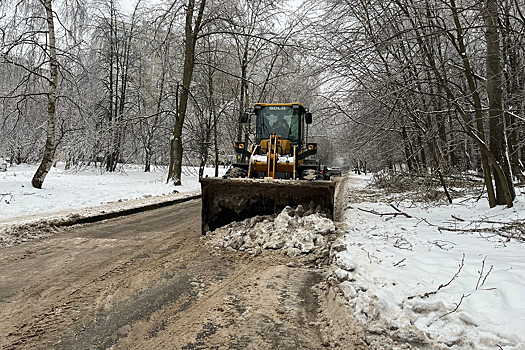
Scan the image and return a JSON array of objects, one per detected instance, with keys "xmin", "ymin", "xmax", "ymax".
[
  {"xmin": 307, "ymin": 143, "xmax": 317, "ymax": 151},
  {"xmin": 236, "ymin": 142, "xmax": 245, "ymax": 149}
]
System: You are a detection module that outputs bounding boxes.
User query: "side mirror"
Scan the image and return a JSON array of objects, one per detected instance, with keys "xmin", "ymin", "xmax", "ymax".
[
  {"xmin": 240, "ymin": 112, "xmax": 249, "ymax": 123},
  {"xmin": 305, "ymin": 112, "xmax": 312, "ymax": 124}
]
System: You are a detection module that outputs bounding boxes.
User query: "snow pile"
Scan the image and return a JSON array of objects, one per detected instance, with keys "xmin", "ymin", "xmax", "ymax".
[
  {"xmin": 333, "ymin": 177, "xmax": 525, "ymax": 349},
  {"xmin": 0, "ymin": 219, "xmax": 60, "ymax": 246},
  {"xmin": 205, "ymin": 205, "xmax": 342, "ymax": 259}
]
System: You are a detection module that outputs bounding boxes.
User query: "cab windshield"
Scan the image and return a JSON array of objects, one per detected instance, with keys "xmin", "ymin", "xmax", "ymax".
[{"xmin": 256, "ymin": 106, "xmax": 300, "ymax": 143}]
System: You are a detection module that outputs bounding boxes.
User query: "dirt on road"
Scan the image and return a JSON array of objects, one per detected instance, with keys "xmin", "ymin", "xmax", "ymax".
[{"xmin": 0, "ymin": 197, "xmax": 368, "ymax": 349}]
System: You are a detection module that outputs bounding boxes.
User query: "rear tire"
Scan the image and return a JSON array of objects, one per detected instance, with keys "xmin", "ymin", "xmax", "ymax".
[{"xmin": 223, "ymin": 167, "xmax": 248, "ymax": 179}]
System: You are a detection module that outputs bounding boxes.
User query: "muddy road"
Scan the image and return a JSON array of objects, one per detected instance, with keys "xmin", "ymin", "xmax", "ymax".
[{"xmin": 0, "ymin": 198, "xmax": 366, "ymax": 349}]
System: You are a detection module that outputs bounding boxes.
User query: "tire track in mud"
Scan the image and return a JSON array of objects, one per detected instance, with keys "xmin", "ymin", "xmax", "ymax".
[
  {"xmin": 56, "ymin": 256, "xmax": 228, "ymax": 350},
  {"xmin": 155, "ymin": 258, "xmax": 325, "ymax": 350},
  {"xmin": 107, "ymin": 248, "xmax": 328, "ymax": 350},
  {"xmin": 1, "ymin": 200, "xmax": 208, "ymax": 349}
]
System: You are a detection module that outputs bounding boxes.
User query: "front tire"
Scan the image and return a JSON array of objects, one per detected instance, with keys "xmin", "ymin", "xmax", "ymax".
[
  {"xmin": 223, "ymin": 167, "xmax": 248, "ymax": 179},
  {"xmin": 300, "ymin": 169, "xmax": 322, "ymax": 181}
]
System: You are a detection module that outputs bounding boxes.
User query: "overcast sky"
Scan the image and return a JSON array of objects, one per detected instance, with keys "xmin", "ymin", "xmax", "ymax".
[{"xmin": 118, "ymin": 0, "xmax": 302, "ymax": 14}]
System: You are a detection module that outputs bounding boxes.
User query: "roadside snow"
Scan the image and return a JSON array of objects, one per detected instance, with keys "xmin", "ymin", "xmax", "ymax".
[
  {"xmin": 335, "ymin": 175, "xmax": 525, "ymax": 349},
  {"xmin": 0, "ymin": 163, "xmax": 225, "ymax": 246},
  {"xmin": 0, "ymin": 163, "xmax": 224, "ymax": 224}
]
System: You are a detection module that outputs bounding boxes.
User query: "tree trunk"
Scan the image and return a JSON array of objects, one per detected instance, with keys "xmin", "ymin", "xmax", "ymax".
[
  {"xmin": 208, "ymin": 64, "xmax": 219, "ymax": 178},
  {"xmin": 32, "ymin": 0, "xmax": 58, "ymax": 189},
  {"xmin": 167, "ymin": 0, "xmax": 206, "ymax": 185},
  {"xmin": 146, "ymin": 51, "xmax": 167, "ymax": 173},
  {"xmin": 447, "ymin": 114, "xmax": 457, "ymax": 168},
  {"xmin": 509, "ymin": 113, "xmax": 524, "ymax": 182},
  {"xmin": 401, "ymin": 125, "xmax": 413, "ymax": 172},
  {"xmin": 236, "ymin": 46, "xmax": 249, "ymax": 163},
  {"xmin": 484, "ymin": 0, "xmax": 515, "ymax": 204},
  {"xmin": 501, "ymin": 0, "xmax": 525, "ymax": 183},
  {"xmin": 449, "ymin": 0, "xmax": 498, "ymax": 207},
  {"xmin": 418, "ymin": 134, "xmax": 426, "ymax": 171},
  {"xmin": 105, "ymin": 0, "xmax": 117, "ymax": 172},
  {"xmin": 214, "ymin": 109, "xmax": 219, "ymax": 177}
]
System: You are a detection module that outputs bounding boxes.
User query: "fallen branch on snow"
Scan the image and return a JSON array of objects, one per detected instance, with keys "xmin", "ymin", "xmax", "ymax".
[
  {"xmin": 430, "ymin": 239, "xmax": 456, "ymax": 251},
  {"xmin": 451, "ymin": 215, "xmax": 465, "ymax": 222},
  {"xmin": 358, "ymin": 207, "xmax": 412, "ymax": 218},
  {"xmin": 393, "ymin": 236, "xmax": 413, "ymax": 250},
  {"xmin": 393, "ymin": 258, "xmax": 406, "ymax": 267},
  {"xmin": 440, "ymin": 293, "xmax": 471, "ymax": 318},
  {"xmin": 408, "ymin": 253, "xmax": 465, "ymax": 300},
  {"xmin": 447, "ymin": 215, "xmax": 522, "ymax": 226},
  {"xmin": 1, "ymin": 193, "xmax": 14, "ymax": 204},
  {"xmin": 438, "ymin": 222, "xmax": 525, "ymax": 242}
]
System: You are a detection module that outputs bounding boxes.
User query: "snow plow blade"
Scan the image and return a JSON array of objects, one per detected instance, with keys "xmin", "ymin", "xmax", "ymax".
[{"xmin": 200, "ymin": 178, "xmax": 335, "ymax": 233}]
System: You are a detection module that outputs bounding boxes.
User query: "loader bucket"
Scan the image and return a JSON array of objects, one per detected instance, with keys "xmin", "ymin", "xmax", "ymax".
[{"xmin": 200, "ymin": 177, "xmax": 335, "ymax": 233}]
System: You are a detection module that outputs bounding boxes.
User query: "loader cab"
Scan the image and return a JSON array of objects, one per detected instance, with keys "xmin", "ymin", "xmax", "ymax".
[{"xmin": 249, "ymin": 103, "xmax": 311, "ymax": 145}]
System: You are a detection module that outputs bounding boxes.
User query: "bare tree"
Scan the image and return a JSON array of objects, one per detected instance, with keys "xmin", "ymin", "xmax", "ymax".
[
  {"xmin": 167, "ymin": 0, "xmax": 206, "ymax": 185},
  {"xmin": 501, "ymin": 0, "xmax": 525, "ymax": 183},
  {"xmin": 91, "ymin": 0, "xmax": 142, "ymax": 172},
  {"xmin": 30, "ymin": 0, "xmax": 59, "ymax": 188},
  {"xmin": 484, "ymin": 0, "xmax": 515, "ymax": 204},
  {"xmin": 0, "ymin": 0, "xmax": 61, "ymax": 188},
  {"xmin": 305, "ymin": 0, "xmax": 520, "ymax": 207}
]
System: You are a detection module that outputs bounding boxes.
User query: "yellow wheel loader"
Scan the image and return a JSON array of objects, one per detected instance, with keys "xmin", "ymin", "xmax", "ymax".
[{"xmin": 200, "ymin": 103, "xmax": 335, "ymax": 233}]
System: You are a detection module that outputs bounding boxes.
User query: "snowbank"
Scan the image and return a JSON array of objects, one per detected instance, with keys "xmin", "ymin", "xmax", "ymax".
[{"xmin": 334, "ymin": 176, "xmax": 525, "ymax": 349}]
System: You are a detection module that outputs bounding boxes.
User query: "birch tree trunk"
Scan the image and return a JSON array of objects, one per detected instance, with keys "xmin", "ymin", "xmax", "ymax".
[{"xmin": 32, "ymin": 0, "xmax": 58, "ymax": 189}]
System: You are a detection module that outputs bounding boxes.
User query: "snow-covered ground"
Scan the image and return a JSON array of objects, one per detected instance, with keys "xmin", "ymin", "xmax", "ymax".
[
  {"xmin": 0, "ymin": 163, "xmax": 224, "ymax": 223},
  {"xmin": 335, "ymin": 175, "xmax": 525, "ymax": 349},
  {"xmin": 1, "ymin": 164, "xmax": 524, "ymax": 348}
]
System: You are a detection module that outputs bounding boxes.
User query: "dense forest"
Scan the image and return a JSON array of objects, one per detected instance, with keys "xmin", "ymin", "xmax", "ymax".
[{"xmin": 1, "ymin": 0, "xmax": 524, "ymax": 207}]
